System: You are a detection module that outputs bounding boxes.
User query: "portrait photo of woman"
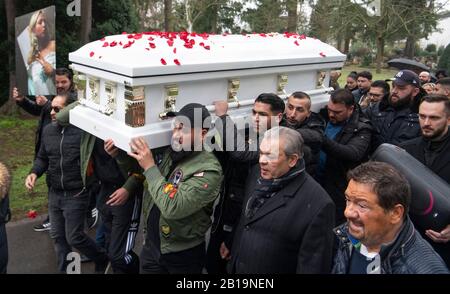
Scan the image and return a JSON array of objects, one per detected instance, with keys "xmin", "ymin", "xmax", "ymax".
[{"xmin": 15, "ymin": 6, "xmax": 56, "ymax": 96}]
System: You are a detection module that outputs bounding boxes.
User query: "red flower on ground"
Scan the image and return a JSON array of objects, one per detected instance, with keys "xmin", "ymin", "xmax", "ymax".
[
  {"xmin": 161, "ymin": 58, "xmax": 167, "ymax": 65},
  {"xmin": 27, "ymin": 210, "xmax": 37, "ymax": 219}
]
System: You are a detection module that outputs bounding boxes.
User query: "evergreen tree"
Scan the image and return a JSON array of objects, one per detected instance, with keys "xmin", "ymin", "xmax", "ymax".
[{"xmin": 438, "ymin": 43, "xmax": 450, "ymax": 74}]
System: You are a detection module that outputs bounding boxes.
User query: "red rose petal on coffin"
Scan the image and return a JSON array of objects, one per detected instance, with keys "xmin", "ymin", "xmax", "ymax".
[
  {"xmin": 110, "ymin": 41, "xmax": 117, "ymax": 47},
  {"xmin": 134, "ymin": 34, "xmax": 143, "ymax": 40},
  {"xmin": 199, "ymin": 42, "xmax": 205, "ymax": 47},
  {"xmin": 148, "ymin": 37, "xmax": 155, "ymax": 41},
  {"xmin": 184, "ymin": 43, "xmax": 193, "ymax": 49},
  {"xmin": 145, "ymin": 48, "xmax": 150, "ymax": 51},
  {"xmin": 102, "ymin": 42, "xmax": 109, "ymax": 47},
  {"xmin": 174, "ymin": 59, "xmax": 181, "ymax": 66},
  {"xmin": 167, "ymin": 40, "xmax": 174, "ymax": 47},
  {"xmin": 160, "ymin": 58, "xmax": 167, "ymax": 65},
  {"xmin": 149, "ymin": 43, "xmax": 156, "ymax": 49},
  {"xmin": 320, "ymin": 52, "xmax": 327, "ymax": 57},
  {"xmin": 180, "ymin": 32, "xmax": 189, "ymax": 41},
  {"xmin": 119, "ymin": 41, "xmax": 123, "ymax": 45},
  {"xmin": 100, "ymin": 37, "xmax": 106, "ymax": 41},
  {"xmin": 294, "ymin": 40, "xmax": 299, "ymax": 46},
  {"xmin": 204, "ymin": 45, "xmax": 210, "ymax": 50},
  {"xmin": 89, "ymin": 51, "xmax": 95, "ymax": 57},
  {"xmin": 189, "ymin": 39, "xmax": 195, "ymax": 45},
  {"xmin": 128, "ymin": 34, "xmax": 134, "ymax": 39},
  {"xmin": 122, "ymin": 32, "xmax": 128, "ymax": 35},
  {"xmin": 173, "ymin": 48, "xmax": 177, "ymax": 54}
]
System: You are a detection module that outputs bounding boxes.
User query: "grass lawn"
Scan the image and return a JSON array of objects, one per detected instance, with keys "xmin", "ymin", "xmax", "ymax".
[
  {"xmin": 338, "ymin": 65, "xmax": 399, "ymax": 86},
  {"xmin": 0, "ymin": 116, "xmax": 48, "ymax": 221}
]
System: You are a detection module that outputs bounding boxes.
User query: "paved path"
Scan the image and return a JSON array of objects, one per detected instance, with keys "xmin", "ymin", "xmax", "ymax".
[{"xmin": 5, "ymin": 215, "xmax": 143, "ymax": 274}]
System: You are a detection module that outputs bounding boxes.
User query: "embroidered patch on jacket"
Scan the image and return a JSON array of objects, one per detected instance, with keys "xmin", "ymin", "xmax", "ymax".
[
  {"xmin": 163, "ymin": 183, "xmax": 178, "ymax": 199},
  {"xmin": 170, "ymin": 169, "xmax": 183, "ymax": 186},
  {"xmin": 161, "ymin": 225, "xmax": 170, "ymax": 236}
]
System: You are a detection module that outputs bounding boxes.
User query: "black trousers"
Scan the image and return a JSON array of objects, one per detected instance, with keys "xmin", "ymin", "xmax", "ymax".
[
  {"xmin": 140, "ymin": 239, "xmax": 206, "ymax": 274},
  {"xmin": 206, "ymin": 227, "xmax": 229, "ymax": 274},
  {"xmin": 97, "ymin": 183, "xmax": 142, "ymax": 274},
  {"xmin": 0, "ymin": 223, "xmax": 7, "ymax": 274},
  {"xmin": 48, "ymin": 188, "xmax": 106, "ymax": 273}
]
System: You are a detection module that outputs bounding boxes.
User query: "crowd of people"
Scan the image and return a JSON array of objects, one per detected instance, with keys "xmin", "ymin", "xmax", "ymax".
[{"xmin": 0, "ymin": 66, "xmax": 449, "ymax": 274}]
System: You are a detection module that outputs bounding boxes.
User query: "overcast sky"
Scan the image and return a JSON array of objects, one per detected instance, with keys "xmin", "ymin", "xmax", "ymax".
[
  {"xmin": 239, "ymin": 0, "xmax": 449, "ymax": 48},
  {"xmin": 420, "ymin": 17, "xmax": 450, "ymax": 48}
]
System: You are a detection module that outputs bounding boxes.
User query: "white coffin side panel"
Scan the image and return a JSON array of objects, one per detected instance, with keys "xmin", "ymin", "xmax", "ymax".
[
  {"xmin": 70, "ymin": 87, "xmax": 332, "ymax": 152},
  {"xmin": 68, "ymin": 33, "xmax": 345, "ymax": 151}
]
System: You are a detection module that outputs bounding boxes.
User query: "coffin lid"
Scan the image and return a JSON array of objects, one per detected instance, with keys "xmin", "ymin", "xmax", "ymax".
[{"xmin": 69, "ymin": 32, "xmax": 346, "ymax": 79}]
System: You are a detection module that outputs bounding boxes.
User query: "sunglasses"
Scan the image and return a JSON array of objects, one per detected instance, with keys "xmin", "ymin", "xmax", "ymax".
[{"xmin": 51, "ymin": 107, "xmax": 62, "ymax": 113}]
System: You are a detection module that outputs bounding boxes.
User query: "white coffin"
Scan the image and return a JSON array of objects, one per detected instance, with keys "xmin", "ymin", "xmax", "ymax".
[{"xmin": 68, "ymin": 32, "xmax": 346, "ymax": 152}]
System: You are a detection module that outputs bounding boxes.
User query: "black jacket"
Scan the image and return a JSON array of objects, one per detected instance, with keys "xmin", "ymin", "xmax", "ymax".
[
  {"xmin": 332, "ymin": 218, "xmax": 449, "ymax": 274},
  {"xmin": 211, "ymin": 115, "xmax": 249, "ymax": 247},
  {"xmin": 281, "ymin": 112, "xmax": 325, "ymax": 177},
  {"xmin": 399, "ymin": 133, "xmax": 450, "ymax": 184},
  {"xmin": 352, "ymin": 88, "xmax": 369, "ymax": 104},
  {"xmin": 0, "ymin": 196, "xmax": 10, "ymax": 224},
  {"xmin": 320, "ymin": 107, "xmax": 373, "ymax": 222},
  {"xmin": 229, "ymin": 165, "xmax": 335, "ymax": 274},
  {"xmin": 16, "ymin": 92, "xmax": 78, "ymax": 158},
  {"xmin": 16, "ymin": 98, "xmax": 52, "ymax": 158},
  {"xmin": 31, "ymin": 122, "xmax": 84, "ymax": 191},
  {"xmin": 399, "ymin": 133, "xmax": 450, "ymax": 267},
  {"xmin": 365, "ymin": 99, "xmax": 421, "ymax": 149}
]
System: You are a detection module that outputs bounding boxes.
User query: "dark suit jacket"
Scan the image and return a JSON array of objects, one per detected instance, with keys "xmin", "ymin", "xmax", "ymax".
[
  {"xmin": 229, "ymin": 165, "xmax": 335, "ymax": 274},
  {"xmin": 400, "ymin": 135, "xmax": 450, "ymax": 184}
]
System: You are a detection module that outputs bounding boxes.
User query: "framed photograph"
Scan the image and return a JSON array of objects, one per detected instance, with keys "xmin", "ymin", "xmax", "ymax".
[{"xmin": 15, "ymin": 6, "xmax": 56, "ymax": 96}]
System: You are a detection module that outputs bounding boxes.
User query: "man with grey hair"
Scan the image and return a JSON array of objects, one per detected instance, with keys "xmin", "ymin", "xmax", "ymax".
[
  {"xmin": 332, "ymin": 161, "xmax": 448, "ymax": 274},
  {"xmin": 228, "ymin": 126, "xmax": 335, "ymax": 273}
]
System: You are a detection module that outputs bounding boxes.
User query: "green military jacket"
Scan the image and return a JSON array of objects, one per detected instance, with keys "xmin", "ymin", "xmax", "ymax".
[
  {"xmin": 141, "ymin": 149, "xmax": 222, "ymax": 254},
  {"xmin": 56, "ymin": 102, "xmax": 142, "ymax": 195}
]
